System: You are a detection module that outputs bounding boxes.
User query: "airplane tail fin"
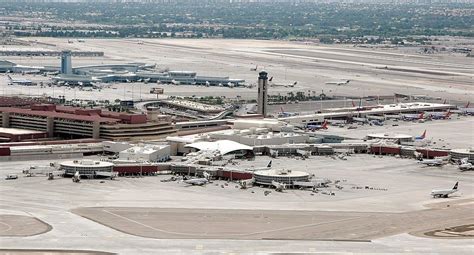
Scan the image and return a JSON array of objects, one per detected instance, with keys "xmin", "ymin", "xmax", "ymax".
[
  {"xmin": 267, "ymin": 160, "xmax": 272, "ymax": 168},
  {"xmin": 418, "ymin": 112, "xmax": 424, "ymax": 119},
  {"xmin": 7, "ymin": 75, "xmax": 12, "ymax": 81},
  {"xmin": 419, "ymin": 130, "xmax": 426, "ymax": 139},
  {"xmin": 453, "ymin": 182, "xmax": 458, "ymax": 190},
  {"xmin": 446, "ymin": 110, "xmax": 452, "ymax": 118},
  {"xmin": 443, "ymin": 99, "xmax": 447, "ymax": 104},
  {"xmin": 322, "ymin": 120, "xmax": 328, "ymax": 129}
]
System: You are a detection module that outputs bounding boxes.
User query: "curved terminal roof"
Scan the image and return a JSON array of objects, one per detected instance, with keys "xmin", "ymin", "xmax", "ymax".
[
  {"xmin": 60, "ymin": 160, "xmax": 114, "ymax": 168},
  {"xmin": 451, "ymin": 148, "xmax": 474, "ymax": 154},
  {"xmin": 254, "ymin": 169, "xmax": 309, "ymax": 178},
  {"xmin": 367, "ymin": 133, "xmax": 413, "ymax": 139},
  {"xmin": 185, "ymin": 140, "xmax": 253, "ymax": 155}
]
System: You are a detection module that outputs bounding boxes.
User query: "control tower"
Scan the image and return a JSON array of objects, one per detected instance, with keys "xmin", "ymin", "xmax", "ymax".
[
  {"xmin": 257, "ymin": 71, "xmax": 268, "ymax": 117},
  {"xmin": 61, "ymin": 50, "xmax": 72, "ymax": 74}
]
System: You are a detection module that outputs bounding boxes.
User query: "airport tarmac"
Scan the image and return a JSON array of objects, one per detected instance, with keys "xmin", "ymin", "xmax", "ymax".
[
  {"xmin": 0, "ymin": 154, "xmax": 473, "ymax": 254},
  {"xmin": 325, "ymin": 116, "xmax": 474, "ymax": 148},
  {"xmin": 0, "ymin": 38, "xmax": 473, "ymax": 254},
  {"xmin": 1, "ymin": 38, "xmax": 473, "ymax": 103},
  {"xmin": 72, "ymin": 200, "xmax": 474, "ymax": 241},
  {"xmin": 0, "ymin": 215, "xmax": 51, "ymax": 237}
]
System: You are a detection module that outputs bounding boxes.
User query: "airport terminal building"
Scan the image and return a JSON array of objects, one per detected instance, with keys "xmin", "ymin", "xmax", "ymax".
[{"xmin": 0, "ymin": 104, "xmax": 176, "ymax": 140}]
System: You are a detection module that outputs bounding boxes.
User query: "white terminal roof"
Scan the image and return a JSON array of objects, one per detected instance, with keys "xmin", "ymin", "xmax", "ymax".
[
  {"xmin": 367, "ymin": 133, "xmax": 413, "ymax": 139},
  {"xmin": 0, "ymin": 47, "xmax": 55, "ymax": 52},
  {"xmin": 60, "ymin": 160, "xmax": 114, "ymax": 168},
  {"xmin": 0, "ymin": 127, "xmax": 45, "ymax": 135},
  {"xmin": 165, "ymin": 99, "xmax": 224, "ymax": 112},
  {"xmin": 231, "ymin": 118, "xmax": 281, "ymax": 126},
  {"xmin": 166, "ymin": 134, "xmax": 206, "ymax": 144},
  {"xmin": 121, "ymin": 145, "xmax": 168, "ymax": 154},
  {"xmin": 279, "ymin": 102, "xmax": 454, "ymax": 121},
  {"xmin": 451, "ymin": 148, "xmax": 474, "ymax": 154},
  {"xmin": 254, "ymin": 169, "xmax": 309, "ymax": 178},
  {"xmin": 185, "ymin": 140, "xmax": 253, "ymax": 155},
  {"xmin": 209, "ymin": 128, "xmax": 305, "ymax": 139}
]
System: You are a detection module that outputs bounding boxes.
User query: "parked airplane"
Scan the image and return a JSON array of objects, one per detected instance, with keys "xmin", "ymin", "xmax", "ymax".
[
  {"xmin": 278, "ymin": 107, "xmax": 298, "ymax": 117},
  {"xmin": 418, "ymin": 158, "xmax": 444, "ymax": 166},
  {"xmin": 183, "ymin": 172, "xmax": 211, "ymax": 186},
  {"xmin": 369, "ymin": 120, "xmax": 384, "ymax": 126},
  {"xmin": 268, "ymin": 77, "xmax": 297, "ymax": 87},
  {"xmin": 351, "ymin": 99, "xmax": 366, "ymax": 111},
  {"xmin": 72, "ymin": 171, "xmax": 81, "ymax": 183},
  {"xmin": 401, "ymin": 112, "xmax": 424, "ymax": 121},
  {"xmin": 271, "ymin": 180, "xmax": 286, "ymax": 192},
  {"xmin": 415, "ymin": 130, "xmax": 427, "ymax": 140},
  {"xmin": 7, "ymin": 75, "xmax": 35, "ymax": 86},
  {"xmin": 459, "ymin": 158, "xmax": 473, "ymax": 171},
  {"xmin": 457, "ymin": 102, "xmax": 474, "ymax": 115},
  {"xmin": 5, "ymin": 174, "xmax": 18, "ymax": 180},
  {"xmin": 244, "ymin": 161, "xmax": 273, "ymax": 171},
  {"xmin": 325, "ymin": 80, "xmax": 350, "ymax": 85},
  {"xmin": 307, "ymin": 120, "xmax": 328, "ymax": 131},
  {"xmin": 431, "ymin": 182, "xmax": 458, "ymax": 198},
  {"xmin": 426, "ymin": 110, "xmax": 451, "ymax": 120},
  {"xmin": 352, "ymin": 117, "xmax": 368, "ymax": 124}
]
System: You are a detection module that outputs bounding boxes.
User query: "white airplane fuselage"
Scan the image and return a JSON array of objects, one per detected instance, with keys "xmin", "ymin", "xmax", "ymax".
[
  {"xmin": 431, "ymin": 189, "xmax": 457, "ymax": 198},
  {"xmin": 431, "ymin": 182, "xmax": 458, "ymax": 198}
]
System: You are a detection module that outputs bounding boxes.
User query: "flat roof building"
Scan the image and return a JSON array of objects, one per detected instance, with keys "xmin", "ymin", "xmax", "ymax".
[
  {"xmin": 60, "ymin": 159, "xmax": 114, "ymax": 177},
  {"xmin": 366, "ymin": 133, "xmax": 413, "ymax": 144},
  {"xmin": 0, "ymin": 127, "xmax": 48, "ymax": 142},
  {"xmin": 0, "ymin": 104, "xmax": 176, "ymax": 140},
  {"xmin": 119, "ymin": 144, "xmax": 170, "ymax": 162},
  {"xmin": 280, "ymin": 102, "xmax": 455, "ymax": 127},
  {"xmin": 450, "ymin": 148, "xmax": 474, "ymax": 163},
  {"xmin": 254, "ymin": 169, "xmax": 310, "ymax": 185}
]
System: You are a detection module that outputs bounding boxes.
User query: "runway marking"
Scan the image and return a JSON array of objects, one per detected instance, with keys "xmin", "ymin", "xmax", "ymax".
[
  {"xmin": 101, "ymin": 209, "xmax": 368, "ymax": 238},
  {"xmin": 0, "ymin": 221, "xmax": 13, "ymax": 233},
  {"xmin": 246, "ymin": 50, "xmax": 473, "ymax": 77},
  {"xmin": 457, "ymin": 201, "xmax": 474, "ymax": 206}
]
